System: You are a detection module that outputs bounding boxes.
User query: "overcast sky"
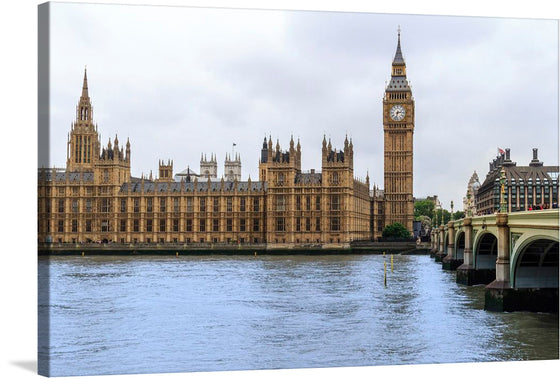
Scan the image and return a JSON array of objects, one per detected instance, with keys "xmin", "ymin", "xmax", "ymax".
[{"xmin": 46, "ymin": 3, "xmax": 558, "ymax": 210}]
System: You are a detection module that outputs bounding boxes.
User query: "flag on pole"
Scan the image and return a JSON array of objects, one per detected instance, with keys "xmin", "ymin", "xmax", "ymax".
[{"xmin": 498, "ymin": 148, "xmax": 505, "ymax": 155}]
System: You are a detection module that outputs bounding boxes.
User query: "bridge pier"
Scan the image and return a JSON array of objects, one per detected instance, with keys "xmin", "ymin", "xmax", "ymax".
[
  {"xmin": 456, "ymin": 217, "xmax": 492, "ymax": 284},
  {"xmin": 485, "ymin": 213, "xmax": 512, "ymax": 311},
  {"xmin": 448, "ymin": 210, "xmax": 558, "ymax": 312},
  {"xmin": 442, "ymin": 221, "xmax": 462, "ymax": 270},
  {"xmin": 429, "ymin": 230, "xmax": 438, "ymax": 258},
  {"xmin": 485, "ymin": 287, "xmax": 559, "ymax": 313},
  {"xmin": 485, "ymin": 214, "xmax": 559, "ymax": 312},
  {"xmin": 434, "ymin": 225, "xmax": 446, "ymax": 262}
]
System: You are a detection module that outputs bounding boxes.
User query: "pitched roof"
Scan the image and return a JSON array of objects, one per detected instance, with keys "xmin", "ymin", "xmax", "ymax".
[
  {"xmin": 479, "ymin": 164, "xmax": 559, "ymax": 193},
  {"xmin": 38, "ymin": 170, "xmax": 94, "ymax": 183},
  {"xmin": 119, "ymin": 180, "xmax": 266, "ymax": 194},
  {"xmin": 295, "ymin": 172, "xmax": 322, "ymax": 185}
]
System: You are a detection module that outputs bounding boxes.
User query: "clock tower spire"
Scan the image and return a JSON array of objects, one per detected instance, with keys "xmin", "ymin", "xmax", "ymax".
[{"xmin": 382, "ymin": 28, "xmax": 415, "ymax": 234}]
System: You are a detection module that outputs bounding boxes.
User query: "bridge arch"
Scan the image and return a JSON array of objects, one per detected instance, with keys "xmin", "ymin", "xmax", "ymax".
[
  {"xmin": 473, "ymin": 231, "xmax": 498, "ymax": 269},
  {"xmin": 511, "ymin": 235, "xmax": 559, "ymax": 289},
  {"xmin": 454, "ymin": 231, "xmax": 465, "ymax": 260},
  {"xmin": 443, "ymin": 231, "xmax": 449, "ymax": 254}
]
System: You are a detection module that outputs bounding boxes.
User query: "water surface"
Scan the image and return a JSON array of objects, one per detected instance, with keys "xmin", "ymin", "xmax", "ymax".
[{"xmin": 38, "ymin": 254, "xmax": 558, "ymax": 376}]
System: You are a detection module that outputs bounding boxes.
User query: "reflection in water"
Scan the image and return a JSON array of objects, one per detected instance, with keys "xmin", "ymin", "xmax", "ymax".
[{"xmin": 38, "ymin": 254, "xmax": 558, "ymax": 376}]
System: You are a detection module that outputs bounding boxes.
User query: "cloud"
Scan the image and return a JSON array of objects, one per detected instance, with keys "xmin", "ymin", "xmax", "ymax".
[{"xmin": 47, "ymin": 3, "xmax": 558, "ymax": 210}]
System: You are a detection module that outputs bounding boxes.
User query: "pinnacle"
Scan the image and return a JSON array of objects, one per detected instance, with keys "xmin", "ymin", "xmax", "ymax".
[
  {"xmin": 81, "ymin": 66, "xmax": 89, "ymax": 99},
  {"xmin": 392, "ymin": 28, "xmax": 405, "ymax": 65}
]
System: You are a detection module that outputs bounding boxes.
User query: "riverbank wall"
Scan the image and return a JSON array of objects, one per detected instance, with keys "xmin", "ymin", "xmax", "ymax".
[{"xmin": 38, "ymin": 242, "xmax": 431, "ymax": 255}]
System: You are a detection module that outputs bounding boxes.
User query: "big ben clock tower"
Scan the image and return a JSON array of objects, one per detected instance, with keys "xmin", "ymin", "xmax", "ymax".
[{"xmin": 383, "ymin": 28, "xmax": 414, "ymax": 233}]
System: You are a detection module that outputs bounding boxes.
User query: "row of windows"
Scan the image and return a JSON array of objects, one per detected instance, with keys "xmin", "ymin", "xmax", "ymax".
[
  {"xmin": 74, "ymin": 135, "xmax": 92, "ymax": 164},
  {"xmin": 388, "ymin": 92, "xmax": 407, "ymax": 100},
  {"xmin": 48, "ymin": 216, "xmax": 345, "ymax": 234},
  {"xmin": 274, "ymin": 217, "xmax": 339, "ymax": 232},
  {"xmin": 41, "ymin": 186, "xmax": 111, "ymax": 196},
  {"xmin": 50, "ymin": 218, "xmax": 263, "ymax": 234},
  {"xmin": 45, "ymin": 196, "xmax": 353, "ymax": 214},
  {"xmin": 500, "ymin": 186, "xmax": 557, "ymax": 196},
  {"xmin": 276, "ymin": 195, "xmax": 337, "ymax": 211},
  {"xmin": 46, "ymin": 197, "xmax": 263, "ymax": 214}
]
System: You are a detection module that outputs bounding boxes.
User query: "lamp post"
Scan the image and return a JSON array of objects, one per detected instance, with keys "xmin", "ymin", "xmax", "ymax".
[
  {"xmin": 450, "ymin": 201, "xmax": 454, "ymax": 221},
  {"xmin": 499, "ymin": 167, "xmax": 507, "ymax": 213}
]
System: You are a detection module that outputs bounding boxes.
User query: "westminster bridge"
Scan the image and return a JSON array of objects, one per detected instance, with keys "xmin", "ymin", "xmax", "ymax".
[{"xmin": 430, "ymin": 208, "xmax": 559, "ymax": 312}]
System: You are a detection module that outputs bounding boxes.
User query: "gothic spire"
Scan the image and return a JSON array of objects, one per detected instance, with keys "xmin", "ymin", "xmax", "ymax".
[
  {"xmin": 387, "ymin": 26, "xmax": 410, "ymax": 91},
  {"xmin": 76, "ymin": 66, "xmax": 94, "ymax": 123},
  {"xmin": 392, "ymin": 26, "xmax": 405, "ymax": 66},
  {"xmin": 81, "ymin": 66, "xmax": 89, "ymax": 100}
]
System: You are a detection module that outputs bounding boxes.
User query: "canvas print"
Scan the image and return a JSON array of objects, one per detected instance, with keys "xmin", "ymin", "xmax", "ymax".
[{"xmin": 38, "ymin": 2, "xmax": 559, "ymax": 377}]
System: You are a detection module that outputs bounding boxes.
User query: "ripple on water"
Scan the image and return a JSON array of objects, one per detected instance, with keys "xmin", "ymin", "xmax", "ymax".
[{"xmin": 38, "ymin": 254, "xmax": 559, "ymax": 376}]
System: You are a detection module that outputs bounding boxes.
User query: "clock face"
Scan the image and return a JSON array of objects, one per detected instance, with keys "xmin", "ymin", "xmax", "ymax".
[{"xmin": 390, "ymin": 105, "xmax": 406, "ymax": 121}]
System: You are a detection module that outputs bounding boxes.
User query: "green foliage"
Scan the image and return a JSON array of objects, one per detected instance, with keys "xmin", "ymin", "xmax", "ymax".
[
  {"xmin": 434, "ymin": 209, "xmax": 451, "ymax": 225},
  {"xmin": 382, "ymin": 222, "xmax": 411, "ymax": 239},
  {"xmin": 414, "ymin": 200, "xmax": 435, "ymax": 220},
  {"xmin": 415, "ymin": 200, "xmax": 466, "ymax": 230},
  {"xmin": 433, "ymin": 209, "xmax": 466, "ymax": 225},
  {"xmin": 454, "ymin": 211, "xmax": 465, "ymax": 220}
]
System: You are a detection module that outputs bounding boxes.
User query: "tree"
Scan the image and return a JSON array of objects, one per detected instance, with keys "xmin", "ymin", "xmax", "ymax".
[
  {"xmin": 433, "ymin": 209, "xmax": 466, "ymax": 226},
  {"xmin": 382, "ymin": 222, "xmax": 411, "ymax": 239},
  {"xmin": 414, "ymin": 199, "xmax": 435, "ymax": 220},
  {"xmin": 434, "ymin": 209, "xmax": 451, "ymax": 225},
  {"xmin": 454, "ymin": 211, "xmax": 465, "ymax": 220}
]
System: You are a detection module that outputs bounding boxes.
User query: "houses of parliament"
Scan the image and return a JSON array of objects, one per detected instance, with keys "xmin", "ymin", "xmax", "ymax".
[{"xmin": 38, "ymin": 32, "xmax": 415, "ymax": 247}]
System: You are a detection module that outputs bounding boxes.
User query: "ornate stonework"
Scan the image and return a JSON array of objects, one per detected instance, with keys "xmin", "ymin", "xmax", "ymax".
[
  {"xmin": 38, "ymin": 31, "xmax": 418, "ymax": 246},
  {"xmin": 383, "ymin": 29, "xmax": 414, "ymax": 232}
]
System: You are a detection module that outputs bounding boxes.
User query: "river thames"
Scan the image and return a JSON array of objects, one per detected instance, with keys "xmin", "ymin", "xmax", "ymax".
[{"xmin": 38, "ymin": 254, "xmax": 558, "ymax": 377}]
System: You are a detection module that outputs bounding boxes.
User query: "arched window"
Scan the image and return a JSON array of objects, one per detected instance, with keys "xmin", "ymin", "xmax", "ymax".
[{"xmin": 332, "ymin": 172, "xmax": 339, "ymax": 184}]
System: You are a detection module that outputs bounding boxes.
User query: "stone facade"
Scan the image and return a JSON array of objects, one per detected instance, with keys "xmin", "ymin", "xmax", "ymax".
[
  {"xmin": 199, "ymin": 154, "xmax": 217, "ymax": 179},
  {"xmin": 38, "ymin": 32, "xmax": 416, "ymax": 246},
  {"xmin": 224, "ymin": 153, "xmax": 241, "ymax": 181},
  {"xmin": 463, "ymin": 171, "xmax": 480, "ymax": 215},
  {"xmin": 382, "ymin": 29, "xmax": 415, "ymax": 232}
]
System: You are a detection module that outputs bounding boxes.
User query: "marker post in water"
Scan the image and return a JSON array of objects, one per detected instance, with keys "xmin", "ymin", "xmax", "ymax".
[{"xmin": 382, "ymin": 251, "xmax": 387, "ymax": 287}]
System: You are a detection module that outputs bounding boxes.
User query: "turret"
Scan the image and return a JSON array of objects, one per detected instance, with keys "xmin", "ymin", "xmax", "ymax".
[
  {"xmin": 126, "ymin": 137, "xmax": 131, "ymax": 162},
  {"xmin": 66, "ymin": 67, "xmax": 100, "ymax": 172},
  {"xmin": 224, "ymin": 150, "xmax": 242, "ymax": 181},
  {"xmin": 200, "ymin": 152, "xmax": 218, "ymax": 178},
  {"xmin": 158, "ymin": 159, "xmax": 173, "ymax": 181}
]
